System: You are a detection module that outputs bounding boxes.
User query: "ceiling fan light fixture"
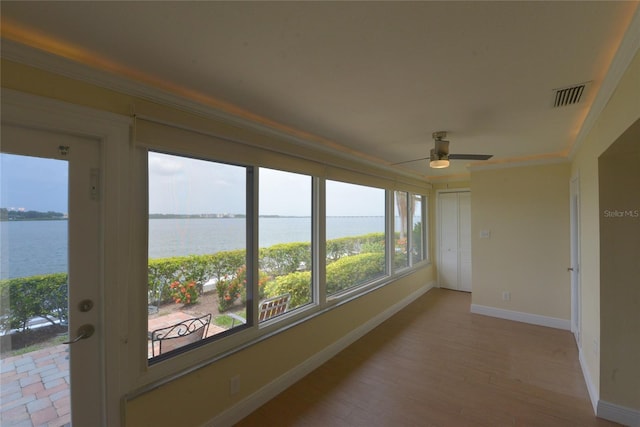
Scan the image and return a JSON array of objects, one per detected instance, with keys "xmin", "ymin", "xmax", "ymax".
[
  {"xmin": 430, "ymin": 159, "xmax": 450, "ymax": 168},
  {"xmin": 429, "ymin": 147, "xmax": 450, "ymax": 168}
]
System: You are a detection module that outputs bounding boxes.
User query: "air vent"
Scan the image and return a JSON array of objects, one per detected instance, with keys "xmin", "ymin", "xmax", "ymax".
[{"xmin": 552, "ymin": 82, "xmax": 590, "ymax": 108}]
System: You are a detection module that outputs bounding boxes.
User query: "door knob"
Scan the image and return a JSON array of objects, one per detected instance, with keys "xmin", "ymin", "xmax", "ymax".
[
  {"xmin": 567, "ymin": 267, "xmax": 574, "ymax": 271},
  {"xmin": 63, "ymin": 324, "xmax": 95, "ymax": 344}
]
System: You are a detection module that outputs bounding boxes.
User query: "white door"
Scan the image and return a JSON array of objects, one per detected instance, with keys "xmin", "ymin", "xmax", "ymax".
[
  {"xmin": 438, "ymin": 193, "xmax": 460, "ymax": 289},
  {"xmin": 437, "ymin": 191, "xmax": 472, "ymax": 292},
  {"xmin": 1, "ymin": 125, "xmax": 103, "ymax": 425}
]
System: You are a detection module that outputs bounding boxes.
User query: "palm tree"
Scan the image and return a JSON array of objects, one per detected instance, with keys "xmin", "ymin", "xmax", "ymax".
[{"xmin": 395, "ymin": 191, "xmax": 415, "ymax": 239}]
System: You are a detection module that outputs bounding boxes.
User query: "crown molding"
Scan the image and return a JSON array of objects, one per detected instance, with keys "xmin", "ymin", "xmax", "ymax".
[{"xmin": 569, "ymin": 5, "xmax": 640, "ymax": 159}]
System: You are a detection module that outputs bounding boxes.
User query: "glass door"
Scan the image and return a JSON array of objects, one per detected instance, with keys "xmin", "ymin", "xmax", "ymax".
[{"xmin": 0, "ymin": 125, "xmax": 103, "ymax": 426}]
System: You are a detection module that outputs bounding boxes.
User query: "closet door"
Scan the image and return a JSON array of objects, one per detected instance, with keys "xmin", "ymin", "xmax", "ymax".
[{"xmin": 437, "ymin": 191, "xmax": 472, "ymax": 292}]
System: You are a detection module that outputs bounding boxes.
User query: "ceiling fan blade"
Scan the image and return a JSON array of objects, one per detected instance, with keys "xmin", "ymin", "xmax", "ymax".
[
  {"xmin": 448, "ymin": 154, "xmax": 493, "ymax": 160},
  {"xmin": 391, "ymin": 156, "xmax": 431, "ymax": 165}
]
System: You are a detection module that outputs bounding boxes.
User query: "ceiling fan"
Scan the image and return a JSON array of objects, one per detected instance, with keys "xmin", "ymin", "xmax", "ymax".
[{"xmin": 394, "ymin": 131, "xmax": 493, "ymax": 169}]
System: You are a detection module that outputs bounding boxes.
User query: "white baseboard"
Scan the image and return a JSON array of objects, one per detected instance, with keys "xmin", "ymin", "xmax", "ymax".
[
  {"xmin": 204, "ymin": 281, "xmax": 434, "ymax": 427},
  {"xmin": 579, "ymin": 348, "xmax": 599, "ymax": 413},
  {"xmin": 597, "ymin": 400, "xmax": 640, "ymax": 427},
  {"xmin": 470, "ymin": 304, "xmax": 571, "ymax": 330}
]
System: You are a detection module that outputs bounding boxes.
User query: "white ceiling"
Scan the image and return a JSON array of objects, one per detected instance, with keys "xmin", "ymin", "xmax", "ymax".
[{"xmin": 2, "ymin": 1, "xmax": 638, "ymax": 180}]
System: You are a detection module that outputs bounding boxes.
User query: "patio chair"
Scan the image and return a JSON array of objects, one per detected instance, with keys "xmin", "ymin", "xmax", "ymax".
[
  {"xmin": 229, "ymin": 293, "xmax": 291, "ymax": 327},
  {"xmin": 149, "ymin": 313, "xmax": 211, "ymax": 357}
]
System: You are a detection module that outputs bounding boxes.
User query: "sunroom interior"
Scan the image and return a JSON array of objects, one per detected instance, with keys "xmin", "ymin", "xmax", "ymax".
[{"xmin": 1, "ymin": 2, "xmax": 639, "ymax": 426}]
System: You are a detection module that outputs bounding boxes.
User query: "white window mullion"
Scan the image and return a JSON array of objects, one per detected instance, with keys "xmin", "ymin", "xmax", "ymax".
[{"xmin": 315, "ymin": 178, "xmax": 326, "ymax": 306}]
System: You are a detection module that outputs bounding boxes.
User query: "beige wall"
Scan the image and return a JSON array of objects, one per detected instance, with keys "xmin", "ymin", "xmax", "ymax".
[
  {"xmin": 470, "ymin": 163, "xmax": 571, "ymax": 319},
  {"xmin": 570, "ymin": 49, "xmax": 640, "ymax": 409},
  {"xmin": 598, "ymin": 119, "xmax": 640, "ymax": 409}
]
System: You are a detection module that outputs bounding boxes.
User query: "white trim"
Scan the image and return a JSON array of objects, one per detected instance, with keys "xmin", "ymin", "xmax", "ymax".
[
  {"xmin": 1, "ymin": 88, "xmax": 132, "ymax": 427},
  {"xmin": 470, "ymin": 304, "xmax": 571, "ymax": 330},
  {"xmin": 597, "ymin": 400, "xmax": 640, "ymax": 427},
  {"xmin": 570, "ymin": 172, "xmax": 582, "ymax": 347},
  {"xmin": 203, "ymin": 282, "xmax": 434, "ymax": 427},
  {"xmin": 569, "ymin": 7, "xmax": 640, "ymax": 159},
  {"xmin": 1, "ymin": 88, "xmax": 131, "ymax": 130},
  {"xmin": 579, "ymin": 348, "xmax": 599, "ymax": 414}
]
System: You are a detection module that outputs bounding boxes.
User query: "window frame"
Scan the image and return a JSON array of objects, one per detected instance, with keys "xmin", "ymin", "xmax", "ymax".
[{"xmin": 410, "ymin": 193, "xmax": 429, "ymax": 266}]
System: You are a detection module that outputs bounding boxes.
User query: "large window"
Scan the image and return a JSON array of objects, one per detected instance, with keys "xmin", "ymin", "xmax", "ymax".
[
  {"xmin": 147, "ymin": 151, "xmax": 248, "ymax": 361},
  {"xmin": 143, "ymin": 150, "xmax": 429, "ymax": 364},
  {"xmin": 258, "ymin": 168, "xmax": 312, "ymax": 320},
  {"xmin": 325, "ymin": 180, "xmax": 386, "ymax": 296}
]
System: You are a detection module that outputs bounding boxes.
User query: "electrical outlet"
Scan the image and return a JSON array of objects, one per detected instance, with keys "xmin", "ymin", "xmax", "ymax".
[
  {"xmin": 230, "ymin": 375, "xmax": 240, "ymax": 395},
  {"xmin": 502, "ymin": 291, "xmax": 511, "ymax": 301}
]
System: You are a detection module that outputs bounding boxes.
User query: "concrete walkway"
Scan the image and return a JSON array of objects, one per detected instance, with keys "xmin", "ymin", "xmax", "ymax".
[{"xmin": 0, "ymin": 345, "xmax": 70, "ymax": 427}]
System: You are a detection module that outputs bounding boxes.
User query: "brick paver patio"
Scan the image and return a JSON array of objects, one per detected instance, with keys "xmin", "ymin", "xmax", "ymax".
[{"xmin": 0, "ymin": 344, "xmax": 70, "ymax": 427}]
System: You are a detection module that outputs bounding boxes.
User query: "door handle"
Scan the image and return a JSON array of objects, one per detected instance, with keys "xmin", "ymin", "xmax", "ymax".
[
  {"xmin": 567, "ymin": 267, "xmax": 574, "ymax": 272},
  {"xmin": 63, "ymin": 324, "xmax": 95, "ymax": 344}
]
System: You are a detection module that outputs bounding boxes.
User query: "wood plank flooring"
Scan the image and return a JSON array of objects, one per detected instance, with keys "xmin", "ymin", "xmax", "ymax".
[{"xmin": 235, "ymin": 288, "xmax": 617, "ymax": 426}]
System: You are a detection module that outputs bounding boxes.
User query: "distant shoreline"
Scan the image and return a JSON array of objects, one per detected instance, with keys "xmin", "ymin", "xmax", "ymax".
[
  {"xmin": 0, "ymin": 209, "xmax": 67, "ymax": 222},
  {"xmin": 1, "ymin": 218, "xmax": 68, "ymax": 222}
]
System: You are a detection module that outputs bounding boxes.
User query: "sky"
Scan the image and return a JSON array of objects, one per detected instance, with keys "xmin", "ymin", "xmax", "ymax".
[
  {"xmin": 0, "ymin": 152, "xmax": 386, "ymax": 216},
  {"xmin": 0, "ymin": 154, "xmax": 68, "ymax": 213},
  {"xmin": 149, "ymin": 152, "xmax": 386, "ymax": 216}
]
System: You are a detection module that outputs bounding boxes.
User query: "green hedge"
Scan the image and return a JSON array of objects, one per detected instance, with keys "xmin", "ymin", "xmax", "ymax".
[
  {"xmin": 326, "ymin": 252, "xmax": 386, "ymax": 294},
  {"xmin": 263, "ymin": 271, "xmax": 312, "ymax": 310},
  {"xmin": 0, "ymin": 273, "xmax": 68, "ymax": 332},
  {"xmin": 326, "ymin": 232, "xmax": 384, "ymax": 261},
  {"xmin": 262, "ymin": 251, "xmax": 386, "ymax": 309},
  {"xmin": 1, "ymin": 233, "xmax": 389, "ymax": 330},
  {"xmin": 259, "ymin": 242, "xmax": 311, "ymax": 276}
]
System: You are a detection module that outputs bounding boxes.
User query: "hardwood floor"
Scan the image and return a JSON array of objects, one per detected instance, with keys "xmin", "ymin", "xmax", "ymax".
[{"xmin": 235, "ymin": 288, "xmax": 617, "ymax": 426}]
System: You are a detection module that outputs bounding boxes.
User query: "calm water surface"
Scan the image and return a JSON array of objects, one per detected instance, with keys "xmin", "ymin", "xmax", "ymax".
[{"xmin": 2, "ymin": 217, "xmax": 386, "ymax": 279}]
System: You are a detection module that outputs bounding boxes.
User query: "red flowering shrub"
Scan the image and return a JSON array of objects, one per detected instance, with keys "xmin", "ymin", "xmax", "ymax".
[
  {"xmin": 169, "ymin": 280, "xmax": 199, "ymax": 305},
  {"xmin": 216, "ymin": 266, "xmax": 270, "ymax": 312}
]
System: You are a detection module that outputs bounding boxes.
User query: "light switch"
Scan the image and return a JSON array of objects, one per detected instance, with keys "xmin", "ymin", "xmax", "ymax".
[{"xmin": 480, "ymin": 230, "xmax": 491, "ymax": 239}]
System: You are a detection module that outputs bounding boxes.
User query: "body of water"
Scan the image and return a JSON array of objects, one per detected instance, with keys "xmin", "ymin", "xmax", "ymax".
[{"xmin": 1, "ymin": 217, "xmax": 386, "ymax": 279}]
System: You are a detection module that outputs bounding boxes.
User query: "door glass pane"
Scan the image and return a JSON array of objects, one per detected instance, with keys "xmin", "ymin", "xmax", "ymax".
[
  {"xmin": 1, "ymin": 153, "xmax": 71, "ymax": 426},
  {"xmin": 326, "ymin": 181, "xmax": 386, "ymax": 296},
  {"xmin": 258, "ymin": 168, "xmax": 312, "ymax": 319},
  {"xmin": 147, "ymin": 152, "xmax": 247, "ymax": 361}
]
